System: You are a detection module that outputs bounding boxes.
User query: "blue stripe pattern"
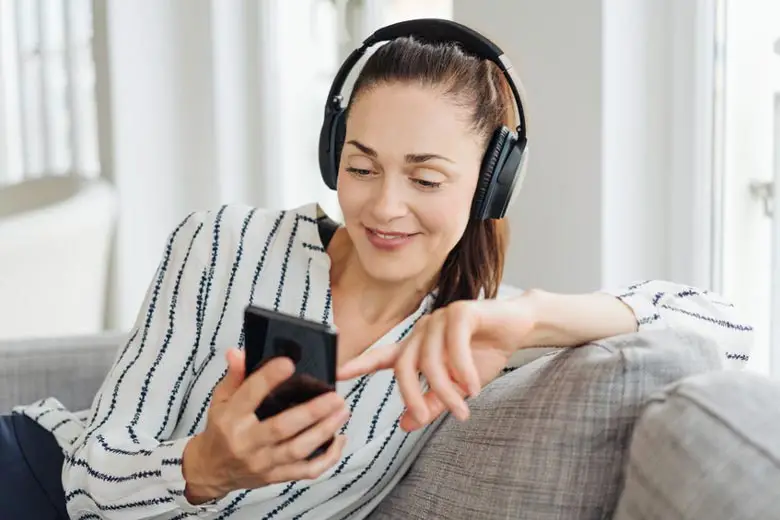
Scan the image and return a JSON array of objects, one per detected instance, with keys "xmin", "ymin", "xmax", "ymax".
[
  {"xmin": 187, "ymin": 210, "xmax": 257, "ymax": 436},
  {"xmin": 274, "ymin": 214, "xmax": 302, "ymax": 311},
  {"xmin": 300, "ymin": 257, "xmax": 312, "ymax": 318},
  {"xmin": 178, "ymin": 207, "xmax": 228, "ymax": 416},
  {"xmin": 78, "ymin": 214, "xmax": 195, "ymax": 448},
  {"xmin": 128, "ymin": 221, "xmax": 205, "ymax": 442},
  {"xmin": 659, "ymin": 304, "xmax": 753, "ymax": 331},
  {"xmin": 66, "ymin": 488, "xmax": 173, "ymax": 509}
]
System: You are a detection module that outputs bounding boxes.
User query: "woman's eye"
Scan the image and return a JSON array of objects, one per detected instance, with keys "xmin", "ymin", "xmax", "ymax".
[
  {"xmin": 345, "ymin": 167, "xmax": 373, "ymax": 177},
  {"xmin": 413, "ymin": 179, "xmax": 443, "ymax": 189}
]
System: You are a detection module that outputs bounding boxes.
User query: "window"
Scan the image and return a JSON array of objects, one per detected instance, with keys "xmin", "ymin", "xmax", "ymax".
[
  {"xmin": 714, "ymin": 0, "xmax": 780, "ymax": 375},
  {"xmin": 0, "ymin": 0, "xmax": 100, "ymax": 185}
]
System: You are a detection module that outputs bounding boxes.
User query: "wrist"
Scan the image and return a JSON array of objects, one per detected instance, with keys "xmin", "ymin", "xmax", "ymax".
[
  {"xmin": 515, "ymin": 288, "xmax": 637, "ymax": 349},
  {"xmin": 182, "ymin": 434, "xmax": 227, "ymax": 505},
  {"xmin": 513, "ymin": 288, "xmax": 558, "ymax": 349}
]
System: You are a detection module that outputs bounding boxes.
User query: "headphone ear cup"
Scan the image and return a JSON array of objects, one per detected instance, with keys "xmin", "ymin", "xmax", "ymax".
[
  {"xmin": 332, "ymin": 110, "xmax": 347, "ymax": 183},
  {"xmin": 319, "ymin": 108, "xmax": 347, "ymax": 190},
  {"xmin": 472, "ymin": 127, "xmax": 511, "ymax": 220},
  {"xmin": 503, "ymin": 138, "xmax": 528, "ymax": 212}
]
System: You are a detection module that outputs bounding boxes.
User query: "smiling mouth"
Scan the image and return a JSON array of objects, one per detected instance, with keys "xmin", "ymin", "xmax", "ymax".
[{"xmin": 366, "ymin": 227, "xmax": 417, "ymax": 239}]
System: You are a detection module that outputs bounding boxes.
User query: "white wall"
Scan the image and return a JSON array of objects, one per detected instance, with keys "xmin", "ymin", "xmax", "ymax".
[
  {"xmin": 453, "ymin": 0, "xmax": 605, "ymax": 293},
  {"xmin": 454, "ymin": 0, "xmax": 708, "ymax": 293}
]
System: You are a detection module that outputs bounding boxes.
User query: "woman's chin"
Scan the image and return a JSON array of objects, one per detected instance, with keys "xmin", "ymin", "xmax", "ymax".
[{"xmin": 356, "ymin": 251, "xmax": 423, "ymax": 285}]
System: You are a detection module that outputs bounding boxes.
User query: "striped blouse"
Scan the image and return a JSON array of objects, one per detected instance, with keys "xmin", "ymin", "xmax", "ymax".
[{"xmin": 14, "ymin": 202, "xmax": 754, "ymax": 520}]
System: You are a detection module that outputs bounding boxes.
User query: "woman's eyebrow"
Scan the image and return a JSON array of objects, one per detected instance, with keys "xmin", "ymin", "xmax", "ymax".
[
  {"xmin": 404, "ymin": 152, "xmax": 454, "ymax": 164},
  {"xmin": 346, "ymin": 140, "xmax": 454, "ymax": 163}
]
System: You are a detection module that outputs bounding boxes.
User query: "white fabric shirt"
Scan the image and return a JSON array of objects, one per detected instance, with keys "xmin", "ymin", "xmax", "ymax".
[{"xmin": 14, "ymin": 202, "xmax": 754, "ymax": 520}]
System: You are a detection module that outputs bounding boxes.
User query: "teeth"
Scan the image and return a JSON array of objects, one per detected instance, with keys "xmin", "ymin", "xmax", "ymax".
[{"xmin": 374, "ymin": 230, "xmax": 404, "ymax": 239}]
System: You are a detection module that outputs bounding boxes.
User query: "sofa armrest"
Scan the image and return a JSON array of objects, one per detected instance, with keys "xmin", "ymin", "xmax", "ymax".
[{"xmin": 0, "ymin": 332, "xmax": 126, "ymax": 414}]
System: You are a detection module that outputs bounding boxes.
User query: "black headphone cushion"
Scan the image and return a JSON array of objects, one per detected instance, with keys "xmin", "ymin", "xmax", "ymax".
[
  {"xmin": 319, "ymin": 109, "xmax": 348, "ymax": 190},
  {"xmin": 328, "ymin": 110, "xmax": 347, "ymax": 189},
  {"xmin": 332, "ymin": 110, "xmax": 347, "ymax": 173},
  {"xmin": 472, "ymin": 126, "xmax": 511, "ymax": 218}
]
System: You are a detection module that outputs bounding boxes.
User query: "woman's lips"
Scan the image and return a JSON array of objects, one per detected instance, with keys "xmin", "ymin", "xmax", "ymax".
[{"xmin": 364, "ymin": 227, "xmax": 417, "ymax": 251}]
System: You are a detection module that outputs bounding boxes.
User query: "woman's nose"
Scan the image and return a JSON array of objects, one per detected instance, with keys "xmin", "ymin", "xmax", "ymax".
[{"xmin": 370, "ymin": 177, "xmax": 408, "ymax": 222}]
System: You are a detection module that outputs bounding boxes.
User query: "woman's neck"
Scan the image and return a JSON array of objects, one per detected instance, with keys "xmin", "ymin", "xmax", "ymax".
[{"xmin": 328, "ymin": 229, "xmax": 434, "ymax": 325}]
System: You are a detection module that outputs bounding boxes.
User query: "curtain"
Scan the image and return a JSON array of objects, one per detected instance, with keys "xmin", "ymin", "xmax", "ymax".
[{"xmin": 102, "ymin": 0, "xmax": 342, "ymax": 330}]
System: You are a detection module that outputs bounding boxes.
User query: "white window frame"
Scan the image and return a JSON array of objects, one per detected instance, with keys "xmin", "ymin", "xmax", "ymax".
[
  {"xmin": 768, "ymin": 40, "xmax": 780, "ymax": 375},
  {"xmin": 666, "ymin": 0, "xmax": 721, "ymax": 293},
  {"xmin": 714, "ymin": 0, "xmax": 780, "ymax": 376}
]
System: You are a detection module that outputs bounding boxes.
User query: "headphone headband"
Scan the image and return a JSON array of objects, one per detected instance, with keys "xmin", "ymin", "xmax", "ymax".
[
  {"xmin": 319, "ymin": 18, "xmax": 530, "ymax": 220},
  {"xmin": 325, "ymin": 18, "xmax": 527, "ymax": 141}
]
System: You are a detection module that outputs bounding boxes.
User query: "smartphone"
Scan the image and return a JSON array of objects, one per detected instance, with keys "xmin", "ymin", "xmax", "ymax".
[{"xmin": 243, "ymin": 304, "xmax": 338, "ymax": 459}]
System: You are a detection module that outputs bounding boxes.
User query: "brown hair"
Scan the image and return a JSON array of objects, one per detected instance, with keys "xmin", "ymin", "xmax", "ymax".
[{"xmin": 347, "ymin": 36, "xmax": 516, "ymax": 309}]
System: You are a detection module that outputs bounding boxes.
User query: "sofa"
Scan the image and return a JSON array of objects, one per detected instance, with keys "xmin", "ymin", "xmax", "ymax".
[
  {"xmin": 0, "ymin": 176, "xmax": 117, "ymax": 340},
  {"xmin": 2, "ymin": 329, "xmax": 780, "ymax": 519}
]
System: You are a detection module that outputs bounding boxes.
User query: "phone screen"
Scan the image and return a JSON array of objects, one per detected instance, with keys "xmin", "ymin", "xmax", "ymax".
[{"xmin": 243, "ymin": 305, "xmax": 338, "ymax": 458}]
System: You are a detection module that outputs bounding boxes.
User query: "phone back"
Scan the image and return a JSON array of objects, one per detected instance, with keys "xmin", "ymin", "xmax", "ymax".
[{"xmin": 243, "ymin": 305, "xmax": 338, "ymax": 421}]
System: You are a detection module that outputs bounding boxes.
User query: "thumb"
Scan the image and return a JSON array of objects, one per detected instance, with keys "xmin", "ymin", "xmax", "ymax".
[{"xmin": 214, "ymin": 348, "xmax": 246, "ymax": 401}]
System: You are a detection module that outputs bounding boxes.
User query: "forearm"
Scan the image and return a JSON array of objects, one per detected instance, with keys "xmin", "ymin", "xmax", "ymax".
[{"xmin": 519, "ymin": 289, "xmax": 638, "ymax": 348}]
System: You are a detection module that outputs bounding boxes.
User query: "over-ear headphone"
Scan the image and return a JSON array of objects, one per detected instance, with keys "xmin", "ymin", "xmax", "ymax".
[{"xmin": 318, "ymin": 18, "xmax": 529, "ymax": 220}]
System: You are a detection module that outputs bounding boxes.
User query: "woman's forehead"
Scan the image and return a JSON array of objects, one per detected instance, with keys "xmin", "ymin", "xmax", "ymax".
[{"xmin": 346, "ymin": 83, "xmax": 483, "ymax": 161}]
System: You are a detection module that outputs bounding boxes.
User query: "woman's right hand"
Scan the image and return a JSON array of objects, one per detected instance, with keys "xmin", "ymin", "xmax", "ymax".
[{"xmin": 182, "ymin": 348, "xmax": 349, "ymax": 504}]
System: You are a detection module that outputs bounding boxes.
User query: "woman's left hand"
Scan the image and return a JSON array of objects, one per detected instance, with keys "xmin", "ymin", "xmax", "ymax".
[{"xmin": 337, "ymin": 298, "xmax": 537, "ymax": 432}]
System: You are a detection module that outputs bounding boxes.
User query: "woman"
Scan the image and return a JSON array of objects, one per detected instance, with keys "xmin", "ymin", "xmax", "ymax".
[{"xmin": 4, "ymin": 21, "xmax": 752, "ymax": 520}]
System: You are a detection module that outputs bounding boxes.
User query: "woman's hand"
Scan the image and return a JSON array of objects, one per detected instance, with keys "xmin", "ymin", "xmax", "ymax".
[
  {"xmin": 337, "ymin": 298, "xmax": 537, "ymax": 433},
  {"xmin": 182, "ymin": 349, "xmax": 350, "ymax": 504},
  {"xmin": 337, "ymin": 289, "xmax": 638, "ymax": 433}
]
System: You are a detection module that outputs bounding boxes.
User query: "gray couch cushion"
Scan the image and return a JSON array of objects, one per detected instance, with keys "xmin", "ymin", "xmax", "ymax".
[
  {"xmin": 0, "ymin": 332, "xmax": 123, "ymax": 413},
  {"xmin": 368, "ymin": 329, "xmax": 724, "ymax": 520},
  {"xmin": 613, "ymin": 370, "xmax": 780, "ymax": 520}
]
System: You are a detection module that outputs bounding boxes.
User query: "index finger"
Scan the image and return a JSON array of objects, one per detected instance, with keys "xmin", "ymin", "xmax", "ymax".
[
  {"xmin": 337, "ymin": 343, "xmax": 403, "ymax": 380},
  {"xmin": 229, "ymin": 356, "xmax": 296, "ymax": 417}
]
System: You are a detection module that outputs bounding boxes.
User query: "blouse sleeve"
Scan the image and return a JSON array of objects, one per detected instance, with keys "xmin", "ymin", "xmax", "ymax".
[
  {"xmin": 62, "ymin": 207, "xmax": 281, "ymax": 519},
  {"xmin": 603, "ymin": 280, "xmax": 754, "ymax": 370}
]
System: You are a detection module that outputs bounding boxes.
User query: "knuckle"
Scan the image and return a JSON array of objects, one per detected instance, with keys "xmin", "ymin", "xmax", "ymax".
[
  {"xmin": 225, "ymin": 440, "xmax": 243, "ymax": 461},
  {"xmin": 419, "ymin": 355, "xmax": 436, "ymax": 372},
  {"xmin": 329, "ymin": 395, "xmax": 346, "ymax": 413},
  {"xmin": 415, "ymin": 315, "xmax": 430, "ymax": 329},
  {"xmin": 306, "ymin": 465, "xmax": 325, "ymax": 480},
  {"xmin": 247, "ymin": 455, "xmax": 267, "ymax": 475},
  {"xmin": 213, "ymin": 419, "xmax": 232, "ymax": 443},
  {"xmin": 288, "ymin": 442, "xmax": 309, "ymax": 462},
  {"xmin": 266, "ymin": 418, "xmax": 287, "ymax": 440},
  {"xmin": 448, "ymin": 300, "xmax": 469, "ymax": 318}
]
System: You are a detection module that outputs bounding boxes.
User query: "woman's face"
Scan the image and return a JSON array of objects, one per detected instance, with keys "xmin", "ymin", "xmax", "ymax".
[{"xmin": 337, "ymin": 82, "xmax": 485, "ymax": 286}]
